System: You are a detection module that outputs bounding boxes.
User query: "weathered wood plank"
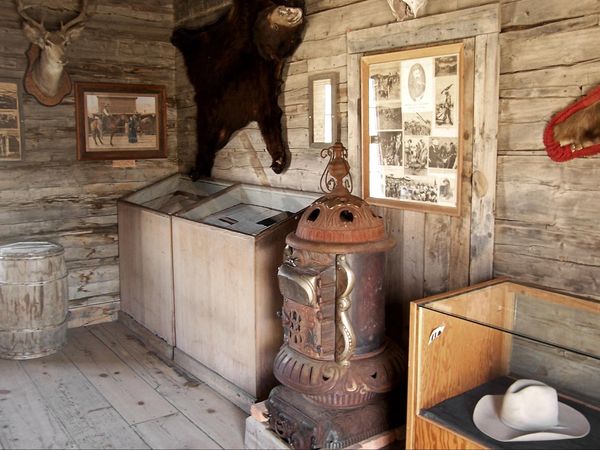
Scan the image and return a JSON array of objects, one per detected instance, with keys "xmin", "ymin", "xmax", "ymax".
[
  {"xmin": 347, "ymin": 3, "xmax": 500, "ymax": 54},
  {"xmin": 20, "ymin": 351, "xmax": 149, "ymax": 450},
  {"xmin": 0, "ymin": 360, "xmax": 76, "ymax": 450},
  {"xmin": 495, "ymin": 221, "xmax": 600, "ymax": 267},
  {"xmin": 423, "ymin": 215, "xmax": 451, "ymax": 296},
  {"xmin": 91, "ymin": 321, "xmax": 246, "ymax": 449},
  {"xmin": 500, "ymin": 18, "xmax": 600, "ymax": 73},
  {"xmin": 470, "ymin": 32, "xmax": 499, "ymax": 284},
  {"xmin": 502, "ymin": 0, "xmax": 600, "ymax": 28},
  {"xmin": 68, "ymin": 299, "xmax": 120, "ymax": 328},
  {"xmin": 494, "ymin": 252, "xmax": 600, "ymax": 301},
  {"xmin": 64, "ymin": 327, "xmax": 178, "ymax": 425},
  {"xmin": 133, "ymin": 414, "xmax": 220, "ymax": 450}
]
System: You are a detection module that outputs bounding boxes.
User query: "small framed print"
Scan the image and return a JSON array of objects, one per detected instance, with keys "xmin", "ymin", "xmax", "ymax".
[
  {"xmin": 361, "ymin": 42, "xmax": 464, "ymax": 215},
  {"xmin": 75, "ymin": 82, "xmax": 167, "ymax": 161},
  {"xmin": 0, "ymin": 79, "xmax": 24, "ymax": 161}
]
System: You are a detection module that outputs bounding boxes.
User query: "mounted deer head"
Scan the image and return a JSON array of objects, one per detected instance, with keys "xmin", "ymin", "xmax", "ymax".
[{"xmin": 17, "ymin": 0, "xmax": 89, "ymax": 106}]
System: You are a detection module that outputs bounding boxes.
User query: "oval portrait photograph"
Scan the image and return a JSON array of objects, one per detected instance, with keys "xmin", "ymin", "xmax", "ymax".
[{"xmin": 408, "ymin": 63, "xmax": 426, "ymax": 101}]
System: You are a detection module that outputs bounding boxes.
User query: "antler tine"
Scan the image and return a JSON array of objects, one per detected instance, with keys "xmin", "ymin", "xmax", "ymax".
[
  {"xmin": 15, "ymin": 0, "xmax": 45, "ymax": 32},
  {"xmin": 61, "ymin": 0, "xmax": 89, "ymax": 31}
]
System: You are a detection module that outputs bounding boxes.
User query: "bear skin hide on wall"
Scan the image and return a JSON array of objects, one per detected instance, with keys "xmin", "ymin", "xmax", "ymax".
[{"xmin": 171, "ymin": 0, "xmax": 306, "ymax": 180}]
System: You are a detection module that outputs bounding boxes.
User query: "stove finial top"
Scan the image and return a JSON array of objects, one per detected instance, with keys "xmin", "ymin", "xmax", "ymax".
[{"xmin": 320, "ymin": 142, "xmax": 353, "ymax": 195}]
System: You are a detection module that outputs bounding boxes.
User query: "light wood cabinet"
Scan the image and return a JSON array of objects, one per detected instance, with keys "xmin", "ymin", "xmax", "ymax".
[
  {"xmin": 172, "ymin": 184, "xmax": 319, "ymax": 403},
  {"xmin": 406, "ymin": 278, "xmax": 600, "ymax": 449},
  {"xmin": 118, "ymin": 175, "xmax": 320, "ymax": 408},
  {"xmin": 118, "ymin": 174, "xmax": 234, "ymax": 347}
]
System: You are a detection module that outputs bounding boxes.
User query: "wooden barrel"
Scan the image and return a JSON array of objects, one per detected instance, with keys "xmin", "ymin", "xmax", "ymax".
[{"xmin": 0, "ymin": 242, "xmax": 68, "ymax": 360}]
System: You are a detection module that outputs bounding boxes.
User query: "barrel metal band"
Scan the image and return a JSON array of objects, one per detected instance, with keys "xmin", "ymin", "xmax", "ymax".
[{"xmin": 0, "ymin": 274, "xmax": 68, "ymax": 286}]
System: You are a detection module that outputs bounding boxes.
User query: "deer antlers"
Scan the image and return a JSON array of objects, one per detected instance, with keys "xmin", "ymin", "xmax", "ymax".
[
  {"xmin": 16, "ymin": 0, "xmax": 89, "ymax": 34},
  {"xmin": 16, "ymin": 0, "xmax": 90, "ymax": 105}
]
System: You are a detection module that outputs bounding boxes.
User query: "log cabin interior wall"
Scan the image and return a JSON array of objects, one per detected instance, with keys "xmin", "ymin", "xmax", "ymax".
[
  {"xmin": 1, "ymin": 0, "xmax": 598, "ymax": 339},
  {"xmin": 0, "ymin": 0, "xmax": 178, "ymax": 327},
  {"xmin": 175, "ymin": 0, "xmax": 600, "ymax": 347}
]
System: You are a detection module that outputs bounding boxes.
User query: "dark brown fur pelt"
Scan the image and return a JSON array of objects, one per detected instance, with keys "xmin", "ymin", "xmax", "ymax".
[{"xmin": 171, "ymin": 0, "xmax": 306, "ymax": 180}]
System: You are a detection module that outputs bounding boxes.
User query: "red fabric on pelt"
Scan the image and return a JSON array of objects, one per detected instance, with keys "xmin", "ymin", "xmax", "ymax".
[{"xmin": 543, "ymin": 85, "xmax": 600, "ymax": 162}]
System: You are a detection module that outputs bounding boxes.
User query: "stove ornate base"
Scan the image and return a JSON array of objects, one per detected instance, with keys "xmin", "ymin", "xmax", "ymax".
[{"xmin": 266, "ymin": 385, "xmax": 403, "ymax": 449}]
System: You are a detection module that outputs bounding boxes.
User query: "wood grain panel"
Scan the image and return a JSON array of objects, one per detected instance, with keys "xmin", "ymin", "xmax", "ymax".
[
  {"xmin": 0, "ymin": 0, "xmax": 177, "ymax": 326},
  {"xmin": 118, "ymin": 202, "xmax": 175, "ymax": 345}
]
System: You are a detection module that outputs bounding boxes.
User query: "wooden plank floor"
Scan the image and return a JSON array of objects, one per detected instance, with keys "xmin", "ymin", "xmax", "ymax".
[{"xmin": 0, "ymin": 322, "xmax": 247, "ymax": 450}]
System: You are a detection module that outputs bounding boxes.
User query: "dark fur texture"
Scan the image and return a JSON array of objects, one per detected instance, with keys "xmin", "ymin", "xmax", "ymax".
[
  {"xmin": 171, "ymin": 0, "xmax": 305, "ymax": 179},
  {"xmin": 553, "ymin": 101, "xmax": 600, "ymax": 150}
]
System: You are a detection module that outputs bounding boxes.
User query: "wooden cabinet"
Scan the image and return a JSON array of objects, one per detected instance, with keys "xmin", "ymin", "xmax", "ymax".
[
  {"xmin": 118, "ymin": 175, "xmax": 320, "ymax": 408},
  {"xmin": 172, "ymin": 184, "xmax": 319, "ymax": 404},
  {"xmin": 118, "ymin": 174, "xmax": 233, "ymax": 347},
  {"xmin": 406, "ymin": 278, "xmax": 600, "ymax": 449}
]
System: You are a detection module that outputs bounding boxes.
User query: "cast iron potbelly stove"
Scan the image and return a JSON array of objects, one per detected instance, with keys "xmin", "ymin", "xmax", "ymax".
[{"xmin": 266, "ymin": 143, "xmax": 407, "ymax": 449}]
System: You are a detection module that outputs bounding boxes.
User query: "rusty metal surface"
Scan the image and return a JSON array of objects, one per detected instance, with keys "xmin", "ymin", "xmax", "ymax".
[
  {"xmin": 267, "ymin": 385, "xmax": 400, "ymax": 449},
  {"xmin": 291, "ymin": 143, "xmax": 393, "ymax": 249},
  {"xmin": 273, "ymin": 339, "xmax": 406, "ymax": 407},
  {"xmin": 267, "ymin": 143, "xmax": 406, "ymax": 446}
]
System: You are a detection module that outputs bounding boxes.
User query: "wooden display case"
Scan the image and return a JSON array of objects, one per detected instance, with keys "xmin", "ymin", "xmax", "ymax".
[
  {"xmin": 117, "ymin": 174, "xmax": 233, "ymax": 348},
  {"xmin": 171, "ymin": 184, "xmax": 320, "ymax": 406},
  {"xmin": 406, "ymin": 278, "xmax": 600, "ymax": 449}
]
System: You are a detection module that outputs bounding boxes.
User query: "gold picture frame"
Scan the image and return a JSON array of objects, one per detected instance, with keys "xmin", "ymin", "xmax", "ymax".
[
  {"xmin": 75, "ymin": 82, "xmax": 167, "ymax": 161},
  {"xmin": 361, "ymin": 42, "xmax": 464, "ymax": 215}
]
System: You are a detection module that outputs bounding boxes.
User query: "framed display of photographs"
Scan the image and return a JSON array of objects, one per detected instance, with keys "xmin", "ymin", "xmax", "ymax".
[
  {"xmin": 74, "ymin": 82, "xmax": 167, "ymax": 161},
  {"xmin": 0, "ymin": 79, "xmax": 24, "ymax": 161},
  {"xmin": 360, "ymin": 42, "xmax": 464, "ymax": 215}
]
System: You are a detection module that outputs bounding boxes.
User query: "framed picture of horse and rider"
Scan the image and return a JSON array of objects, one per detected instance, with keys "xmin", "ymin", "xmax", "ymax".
[
  {"xmin": 361, "ymin": 42, "xmax": 464, "ymax": 216},
  {"xmin": 74, "ymin": 82, "xmax": 167, "ymax": 161}
]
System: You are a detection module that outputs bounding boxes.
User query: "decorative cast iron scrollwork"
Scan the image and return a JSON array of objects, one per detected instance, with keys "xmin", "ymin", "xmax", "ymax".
[
  {"xmin": 320, "ymin": 143, "xmax": 353, "ymax": 194},
  {"xmin": 335, "ymin": 255, "xmax": 355, "ymax": 367}
]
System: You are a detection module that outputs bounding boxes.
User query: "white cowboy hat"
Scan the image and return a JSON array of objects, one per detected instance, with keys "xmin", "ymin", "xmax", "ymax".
[{"xmin": 473, "ymin": 379, "xmax": 590, "ymax": 442}]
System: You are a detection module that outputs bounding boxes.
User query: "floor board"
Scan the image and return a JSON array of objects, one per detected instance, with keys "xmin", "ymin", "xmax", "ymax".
[{"xmin": 0, "ymin": 323, "xmax": 248, "ymax": 450}]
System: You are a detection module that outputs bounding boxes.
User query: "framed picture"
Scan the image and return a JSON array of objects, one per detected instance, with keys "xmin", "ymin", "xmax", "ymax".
[
  {"xmin": 0, "ymin": 79, "xmax": 24, "ymax": 161},
  {"xmin": 75, "ymin": 82, "xmax": 167, "ymax": 160},
  {"xmin": 361, "ymin": 42, "xmax": 464, "ymax": 215}
]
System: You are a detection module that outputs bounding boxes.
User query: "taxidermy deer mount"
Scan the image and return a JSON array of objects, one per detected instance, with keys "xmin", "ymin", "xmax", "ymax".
[
  {"xmin": 544, "ymin": 85, "xmax": 600, "ymax": 162},
  {"xmin": 16, "ymin": 0, "xmax": 89, "ymax": 106}
]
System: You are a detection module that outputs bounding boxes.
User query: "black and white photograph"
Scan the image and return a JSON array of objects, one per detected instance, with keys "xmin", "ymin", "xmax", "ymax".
[
  {"xmin": 376, "ymin": 131, "xmax": 403, "ymax": 166},
  {"xmin": 435, "ymin": 55, "xmax": 458, "ymax": 77},
  {"xmin": 361, "ymin": 42, "xmax": 463, "ymax": 214},
  {"xmin": 435, "ymin": 82, "xmax": 457, "ymax": 128},
  {"xmin": 433, "ymin": 54, "xmax": 459, "ymax": 135},
  {"xmin": 401, "ymin": 57, "xmax": 434, "ymax": 112},
  {"xmin": 438, "ymin": 177, "xmax": 456, "ymax": 203},
  {"xmin": 369, "ymin": 62, "xmax": 401, "ymax": 102},
  {"xmin": 428, "ymin": 137, "xmax": 458, "ymax": 169},
  {"xmin": 403, "ymin": 112, "xmax": 431, "ymax": 135},
  {"xmin": 404, "ymin": 136, "xmax": 429, "ymax": 176},
  {"xmin": 384, "ymin": 175, "xmax": 439, "ymax": 204},
  {"xmin": 0, "ymin": 80, "xmax": 23, "ymax": 161},
  {"xmin": 376, "ymin": 105, "xmax": 403, "ymax": 130},
  {"xmin": 407, "ymin": 63, "xmax": 426, "ymax": 102}
]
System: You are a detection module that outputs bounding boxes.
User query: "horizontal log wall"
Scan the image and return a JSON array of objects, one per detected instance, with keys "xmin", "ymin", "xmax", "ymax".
[
  {"xmin": 495, "ymin": 0, "xmax": 600, "ymax": 301},
  {"xmin": 174, "ymin": 0, "xmax": 494, "ymax": 347},
  {"xmin": 0, "ymin": 0, "xmax": 178, "ymax": 327},
  {"xmin": 175, "ymin": 0, "xmax": 600, "ymax": 346}
]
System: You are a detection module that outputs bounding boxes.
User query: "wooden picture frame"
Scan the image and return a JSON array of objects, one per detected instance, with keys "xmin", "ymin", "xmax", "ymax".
[
  {"xmin": 360, "ymin": 42, "xmax": 464, "ymax": 215},
  {"xmin": 75, "ymin": 82, "xmax": 167, "ymax": 161},
  {"xmin": 0, "ymin": 78, "xmax": 24, "ymax": 161}
]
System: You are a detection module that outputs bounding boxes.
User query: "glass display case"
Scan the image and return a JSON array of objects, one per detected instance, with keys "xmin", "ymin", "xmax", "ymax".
[{"xmin": 406, "ymin": 278, "xmax": 600, "ymax": 449}]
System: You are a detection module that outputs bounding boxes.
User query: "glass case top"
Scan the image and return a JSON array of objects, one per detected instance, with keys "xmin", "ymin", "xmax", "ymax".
[{"xmin": 420, "ymin": 281, "xmax": 600, "ymax": 360}]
